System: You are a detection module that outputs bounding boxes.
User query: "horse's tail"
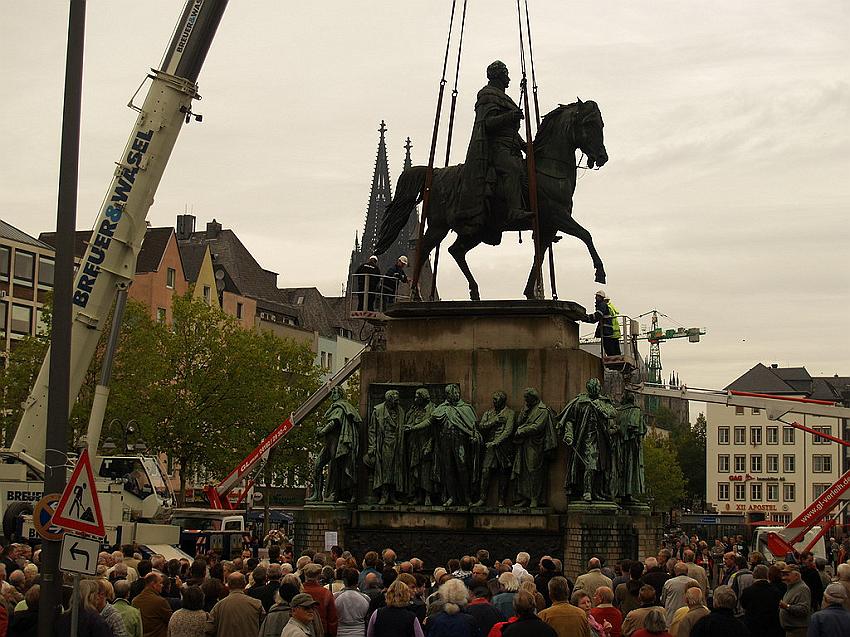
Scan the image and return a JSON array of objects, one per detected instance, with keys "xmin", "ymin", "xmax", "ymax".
[{"xmin": 375, "ymin": 166, "xmax": 427, "ymax": 255}]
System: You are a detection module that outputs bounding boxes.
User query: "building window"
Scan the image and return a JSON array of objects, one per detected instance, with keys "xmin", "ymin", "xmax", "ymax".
[
  {"xmin": 718, "ymin": 455, "xmax": 730, "ymax": 473},
  {"xmin": 36, "ymin": 308, "xmax": 48, "ymax": 336},
  {"xmin": 202, "ymin": 285, "xmax": 211, "ymax": 304},
  {"xmin": 734, "ymin": 427, "xmax": 746, "ymax": 445},
  {"xmin": 750, "ymin": 455, "xmax": 762, "ymax": 473},
  {"xmin": 297, "ymin": 296, "xmax": 304, "ymax": 305},
  {"xmin": 783, "ymin": 483, "xmax": 796, "ymax": 502},
  {"xmin": 783, "ymin": 455, "xmax": 795, "ymax": 472},
  {"xmin": 13, "ymin": 250, "xmax": 34, "ymax": 286},
  {"xmin": 166, "ymin": 267, "xmax": 176, "ymax": 289},
  {"xmin": 813, "ymin": 455, "xmax": 832, "ymax": 473},
  {"xmin": 766, "ymin": 454, "xmax": 779, "ymax": 473},
  {"xmin": 751, "ymin": 482, "xmax": 762, "ymax": 501},
  {"xmin": 812, "ymin": 426, "xmax": 831, "ymax": 445},
  {"xmin": 0, "ymin": 300, "xmax": 7, "ymax": 336},
  {"xmin": 10, "ymin": 304, "xmax": 32, "ymax": 335},
  {"xmin": 0, "ymin": 246, "xmax": 10, "ymax": 281},
  {"xmin": 813, "ymin": 484, "xmax": 830, "ymax": 499},
  {"xmin": 773, "ymin": 513, "xmax": 792, "ymax": 524},
  {"xmin": 734, "ymin": 455, "xmax": 746, "ymax": 472},
  {"xmin": 750, "ymin": 427, "xmax": 762, "ymax": 445},
  {"xmin": 783, "ymin": 427, "xmax": 795, "ymax": 444},
  {"xmin": 320, "ymin": 351, "xmax": 327, "ymax": 368},
  {"xmin": 718, "ymin": 427, "xmax": 730, "ymax": 445},
  {"xmin": 236, "ymin": 302, "xmax": 243, "ymax": 319},
  {"xmin": 766, "ymin": 483, "xmax": 779, "ymax": 501},
  {"xmin": 157, "ymin": 307, "xmax": 167, "ymax": 323},
  {"xmin": 735, "ymin": 406, "xmax": 745, "ymax": 415},
  {"xmin": 766, "ymin": 426, "xmax": 778, "ymax": 444},
  {"xmin": 717, "ymin": 483, "xmax": 730, "ymax": 501},
  {"xmin": 38, "ymin": 256, "xmax": 54, "ymax": 289},
  {"xmin": 327, "ymin": 352, "xmax": 333, "ymax": 370},
  {"xmin": 734, "ymin": 483, "xmax": 746, "ymax": 501},
  {"xmin": 752, "ymin": 407, "xmax": 761, "ymax": 415}
]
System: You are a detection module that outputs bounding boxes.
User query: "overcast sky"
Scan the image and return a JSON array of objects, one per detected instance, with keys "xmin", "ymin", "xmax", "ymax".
[{"xmin": 1, "ymin": 2, "xmax": 847, "ymax": 405}]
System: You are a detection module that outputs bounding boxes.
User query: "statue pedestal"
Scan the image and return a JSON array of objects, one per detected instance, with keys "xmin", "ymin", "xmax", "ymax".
[{"xmin": 359, "ymin": 300, "xmax": 601, "ymax": 512}]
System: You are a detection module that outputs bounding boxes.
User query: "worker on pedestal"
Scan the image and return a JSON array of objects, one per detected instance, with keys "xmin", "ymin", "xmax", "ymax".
[{"xmin": 585, "ymin": 290, "xmax": 621, "ymax": 356}]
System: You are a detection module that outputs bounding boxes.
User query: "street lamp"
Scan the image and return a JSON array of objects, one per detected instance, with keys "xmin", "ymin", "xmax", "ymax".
[{"xmin": 108, "ymin": 418, "xmax": 139, "ymax": 453}]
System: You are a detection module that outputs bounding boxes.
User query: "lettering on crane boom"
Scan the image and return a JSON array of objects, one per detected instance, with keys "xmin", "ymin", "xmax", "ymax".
[{"xmin": 73, "ymin": 128, "xmax": 155, "ymax": 309}]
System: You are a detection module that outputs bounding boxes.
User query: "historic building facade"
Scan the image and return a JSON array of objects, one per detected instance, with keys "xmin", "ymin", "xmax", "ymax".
[{"xmin": 706, "ymin": 363, "xmax": 849, "ymax": 524}]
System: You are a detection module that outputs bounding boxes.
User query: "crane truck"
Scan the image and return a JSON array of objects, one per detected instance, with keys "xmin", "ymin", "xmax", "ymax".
[
  {"xmin": 635, "ymin": 383, "xmax": 850, "ymax": 561},
  {"xmin": 1, "ymin": 0, "xmax": 229, "ymax": 548}
]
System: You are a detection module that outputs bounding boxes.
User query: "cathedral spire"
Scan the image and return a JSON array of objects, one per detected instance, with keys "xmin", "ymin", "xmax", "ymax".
[
  {"xmin": 403, "ymin": 137, "xmax": 413, "ymax": 171},
  {"xmin": 360, "ymin": 120, "xmax": 392, "ymax": 257}
]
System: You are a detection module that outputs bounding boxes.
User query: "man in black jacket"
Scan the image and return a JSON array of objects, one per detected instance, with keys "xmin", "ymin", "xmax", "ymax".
[
  {"xmin": 800, "ymin": 551, "xmax": 824, "ymax": 610},
  {"xmin": 354, "ymin": 255, "xmax": 381, "ymax": 311},
  {"xmin": 691, "ymin": 585, "xmax": 750, "ymax": 637},
  {"xmin": 739, "ymin": 565, "xmax": 782, "ymax": 637}
]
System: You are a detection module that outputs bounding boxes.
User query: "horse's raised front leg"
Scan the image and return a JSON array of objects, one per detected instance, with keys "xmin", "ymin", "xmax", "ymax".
[
  {"xmin": 448, "ymin": 234, "xmax": 483, "ymax": 301},
  {"xmin": 560, "ymin": 217, "xmax": 606, "ymax": 284}
]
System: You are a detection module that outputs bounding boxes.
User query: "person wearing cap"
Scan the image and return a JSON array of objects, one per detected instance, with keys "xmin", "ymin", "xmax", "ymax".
[
  {"xmin": 778, "ymin": 563, "xmax": 811, "ymax": 637},
  {"xmin": 302, "ymin": 562, "xmax": 338, "ymax": 636},
  {"xmin": 382, "ymin": 255, "xmax": 409, "ymax": 305},
  {"xmin": 354, "ymin": 255, "xmax": 381, "ymax": 311},
  {"xmin": 583, "ymin": 290, "xmax": 621, "ymax": 356},
  {"xmin": 281, "ymin": 593, "xmax": 321, "ymax": 637},
  {"xmin": 808, "ymin": 582, "xmax": 850, "ymax": 636}
]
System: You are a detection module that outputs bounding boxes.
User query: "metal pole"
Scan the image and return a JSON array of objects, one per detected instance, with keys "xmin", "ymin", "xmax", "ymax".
[
  {"xmin": 70, "ymin": 574, "xmax": 81, "ymax": 637},
  {"xmin": 39, "ymin": 2, "xmax": 86, "ymax": 635}
]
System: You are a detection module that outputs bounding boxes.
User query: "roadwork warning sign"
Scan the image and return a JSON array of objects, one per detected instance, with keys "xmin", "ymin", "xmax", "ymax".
[{"xmin": 52, "ymin": 449, "xmax": 105, "ymax": 538}]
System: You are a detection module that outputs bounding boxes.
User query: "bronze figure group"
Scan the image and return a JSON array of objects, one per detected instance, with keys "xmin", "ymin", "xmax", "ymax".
[{"xmin": 308, "ymin": 380, "xmax": 646, "ymax": 508}]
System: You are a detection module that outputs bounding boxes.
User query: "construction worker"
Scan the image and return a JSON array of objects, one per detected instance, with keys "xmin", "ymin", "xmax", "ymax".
[
  {"xmin": 354, "ymin": 255, "xmax": 381, "ymax": 311},
  {"xmin": 382, "ymin": 255, "xmax": 409, "ymax": 305},
  {"xmin": 585, "ymin": 290, "xmax": 621, "ymax": 356}
]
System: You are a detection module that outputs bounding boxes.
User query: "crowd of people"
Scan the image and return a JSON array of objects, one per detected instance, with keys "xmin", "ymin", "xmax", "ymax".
[{"xmin": 2, "ymin": 532, "xmax": 850, "ymax": 637}]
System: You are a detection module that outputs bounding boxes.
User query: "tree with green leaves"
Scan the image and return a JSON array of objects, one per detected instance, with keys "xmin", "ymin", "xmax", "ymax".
[
  {"xmin": 106, "ymin": 293, "xmax": 321, "ymax": 505},
  {"xmin": 642, "ymin": 433, "xmax": 686, "ymax": 514}
]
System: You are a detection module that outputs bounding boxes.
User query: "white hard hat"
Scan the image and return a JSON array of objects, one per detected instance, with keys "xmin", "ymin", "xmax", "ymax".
[
  {"xmin": 368, "ymin": 255, "xmax": 378, "ymax": 262},
  {"xmin": 595, "ymin": 289, "xmax": 607, "ymax": 298},
  {"xmin": 398, "ymin": 256, "xmax": 408, "ymax": 266}
]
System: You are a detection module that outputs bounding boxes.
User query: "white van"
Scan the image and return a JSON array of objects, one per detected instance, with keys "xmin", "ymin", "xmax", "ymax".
[{"xmin": 751, "ymin": 525, "xmax": 828, "ymax": 562}]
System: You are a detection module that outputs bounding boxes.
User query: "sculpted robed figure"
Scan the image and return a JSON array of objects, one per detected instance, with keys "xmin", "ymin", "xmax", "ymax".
[
  {"xmin": 307, "ymin": 386, "xmax": 360, "ymax": 503},
  {"xmin": 431, "ymin": 384, "xmax": 480, "ymax": 507},
  {"xmin": 365, "ymin": 389, "xmax": 406, "ymax": 505},
  {"xmin": 404, "ymin": 388, "xmax": 437, "ymax": 505},
  {"xmin": 472, "ymin": 391, "xmax": 516, "ymax": 507},
  {"xmin": 613, "ymin": 392, "xmax": 646, "ymax": 501},
  {"xmin": 512, "ymin": 388, "xmax": 558, "ymax": 508},
  {"xmin": 559, "ymin": 378, "xmax": 617, "ymax": 502}
]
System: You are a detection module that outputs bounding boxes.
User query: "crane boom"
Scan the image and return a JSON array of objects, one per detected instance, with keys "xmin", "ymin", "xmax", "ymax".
[{"xmin": 8, "ymin": 0, "xmax": 229, "ymax": 472}]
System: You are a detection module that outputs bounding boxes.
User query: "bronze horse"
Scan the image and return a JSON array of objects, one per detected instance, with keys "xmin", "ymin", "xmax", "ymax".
[{"xmin": 375, "ymin": 99, "xmax": 608, "ymax": 300}]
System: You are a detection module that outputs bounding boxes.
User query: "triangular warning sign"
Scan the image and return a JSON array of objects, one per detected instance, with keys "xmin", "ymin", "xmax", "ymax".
[{"xmin": 52, "ymin": 449, "xmax": 105, "ymax": 538}]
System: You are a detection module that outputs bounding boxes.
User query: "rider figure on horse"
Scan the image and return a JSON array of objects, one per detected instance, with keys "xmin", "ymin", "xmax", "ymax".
[{"xmin": 457, "ymin": 61, "xmax": 533, "ymax": 245}]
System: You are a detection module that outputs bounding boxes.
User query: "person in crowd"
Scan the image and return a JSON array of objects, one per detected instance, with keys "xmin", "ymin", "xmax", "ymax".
[
  {"xmin": 112, "ymin": 580, "xmax": 143, "ymax": 637},
  {"xmin": 641, "ymin": 559, "xmax": 669, "ymax": 602},
  {"xmin": 737, "ymin": 564, "xmax": 781, "ymax": 637},
  {"xmin": 166, "ymin": 585, "xmax": 207, "ymax": 637},
  {"xmin": 93, "ymin": 579, "xmax": 130, "ymax": 637},
  {"xmin": 621, "ymin": 585, "xmax": 664, "ymax": 637},
  {"xmin": 519, "ymin": 578, "xmax": 545, "ymax": 612},
  {"xmin": 575, "ymin": 558, "xmax": 614, "ymax": 600},
  {"xmin": 426, "ymin": 578, "xmax": 477, "ymax": 636},
  {"xmin": 681, "ymin": 551, "xmax": 708, "ymax": 598},
  {"xmin": 719, "ymin": 553, "xmax": 737, "ymax": 586},
  {"xmin": 538, "ymin": 576, "xmax": 590, "ymax": 637},
  {"xmin": 669, "ymin": 586, "xmax": 708, "ymax": 637},
  {"xmin": 366, "ymin": 579, "xmax": 423, "ymax": 637},
  {"xmin": 502, "ymin": 590, "xmax": 557, "ymax": 637},
  {"xmin": 466, "ymin": 585, "xmax": 505, "ymax": 636},
  {"xmin": 661, "ymin": 562, "xmax": 698, "ymax": 625},
  {"xmin": 206, "ymin": 572, "xmax": 265, "ymax": 637},
  {"xmin": 512, "ymin": 553, "xmax": 531, "ymax": 580},
  {"xmin": 688, "ymin": 585, "xmax": 748, "ymax": 637},
  {"xmin": 616, "ymin": 563, "xmax": 645, "ymax": 614},
  {"xmin": 8, "ymin": 584, "xmax": 40, "ymax": 636},
  {"xmin": 259, "ymin": 581, "xmax": 300, "ymax": 637},
  {"xmin": 335, "ymin": 568, "xmax": 370, "ymax": 637},
  {"xmin": 282, "ymin": 593, "xmax": 322, "ymax": 637},
  {"xmin": 132, "ymin": 572, "xmax": 172, "ymax": 637},
  {"xmin": 807, "ymin": 583, "xmax": 850, "ymax": 637},
  {"xmin": 534, "ymin": 558, "xmax": 558, "ymax": 607},
  {"xmin": 836, "ymin": 563, "xmax": 850, "ymax": 611},
  {"xmin": 799, "ymin": 551, "xmax": 824, "ymax": 611},
  {"xmin": 492, "ymin": 572, "xmax": 520, "ymax": 619},
  {"xmin": 572, "ymin": 591, "xmax": 610, "ymax": 637},
  {"xmin": 302, "ymin": 563, "xmax": 338, "ymax": 636},
  {"xmin": 779, "ymin": 564, "xmax": 811, "ymax": 637},
  {"xmin": 591, "ymin": 587, "xmax": 622, "ymax": 637},
  {"xmin": 630, "ymin": 608, "xmax": 672, "ymax": 637}
]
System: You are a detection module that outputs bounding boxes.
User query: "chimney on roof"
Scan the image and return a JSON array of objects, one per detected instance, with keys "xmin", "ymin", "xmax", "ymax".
[
  {"xmin": 771, "ymin": 363, "xmax": 779, "ymax": 368},
  {"xmin": 206, "ymin": 219, "xmax": 222, "ymax": 239},
  {"xmin": 176, "ymin": 214, "xmax": 196, "ymax": 240}
]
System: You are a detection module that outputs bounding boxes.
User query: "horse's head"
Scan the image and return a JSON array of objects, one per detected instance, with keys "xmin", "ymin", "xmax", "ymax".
[{"xmin": 574, "ymin": 98, "xmax": 608, "ymax": 169}]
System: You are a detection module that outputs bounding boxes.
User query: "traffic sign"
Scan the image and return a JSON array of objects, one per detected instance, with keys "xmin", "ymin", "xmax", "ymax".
[
  {"xmin": 33, "ymin": 493, "xmax": 65, "ymax": 541},
  {"xmin": 52, "ymin": 449, "xmax": 106, "ymax": 538},
  {"xmin": 59, "ymin": 533, "xmax": 100, "ymax": 575}
]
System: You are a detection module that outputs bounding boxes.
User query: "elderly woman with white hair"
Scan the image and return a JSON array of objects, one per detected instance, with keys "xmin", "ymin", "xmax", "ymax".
[
  {"xmin": 492, "ymin": 571, "xmax": 520, "ymax": 619},
  {"xmin": 837, "ymin": 563, "xmax": 850, "ymax": 611},
  {"xmin": 425, "ymin": 578, "xmax": 478, "ymax": 636}
]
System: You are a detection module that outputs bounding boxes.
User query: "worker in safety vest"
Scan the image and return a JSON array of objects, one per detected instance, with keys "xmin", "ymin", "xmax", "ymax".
[{"xmin": 585, "ymin": 290, "xmax": 621, "ymax": 356}]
